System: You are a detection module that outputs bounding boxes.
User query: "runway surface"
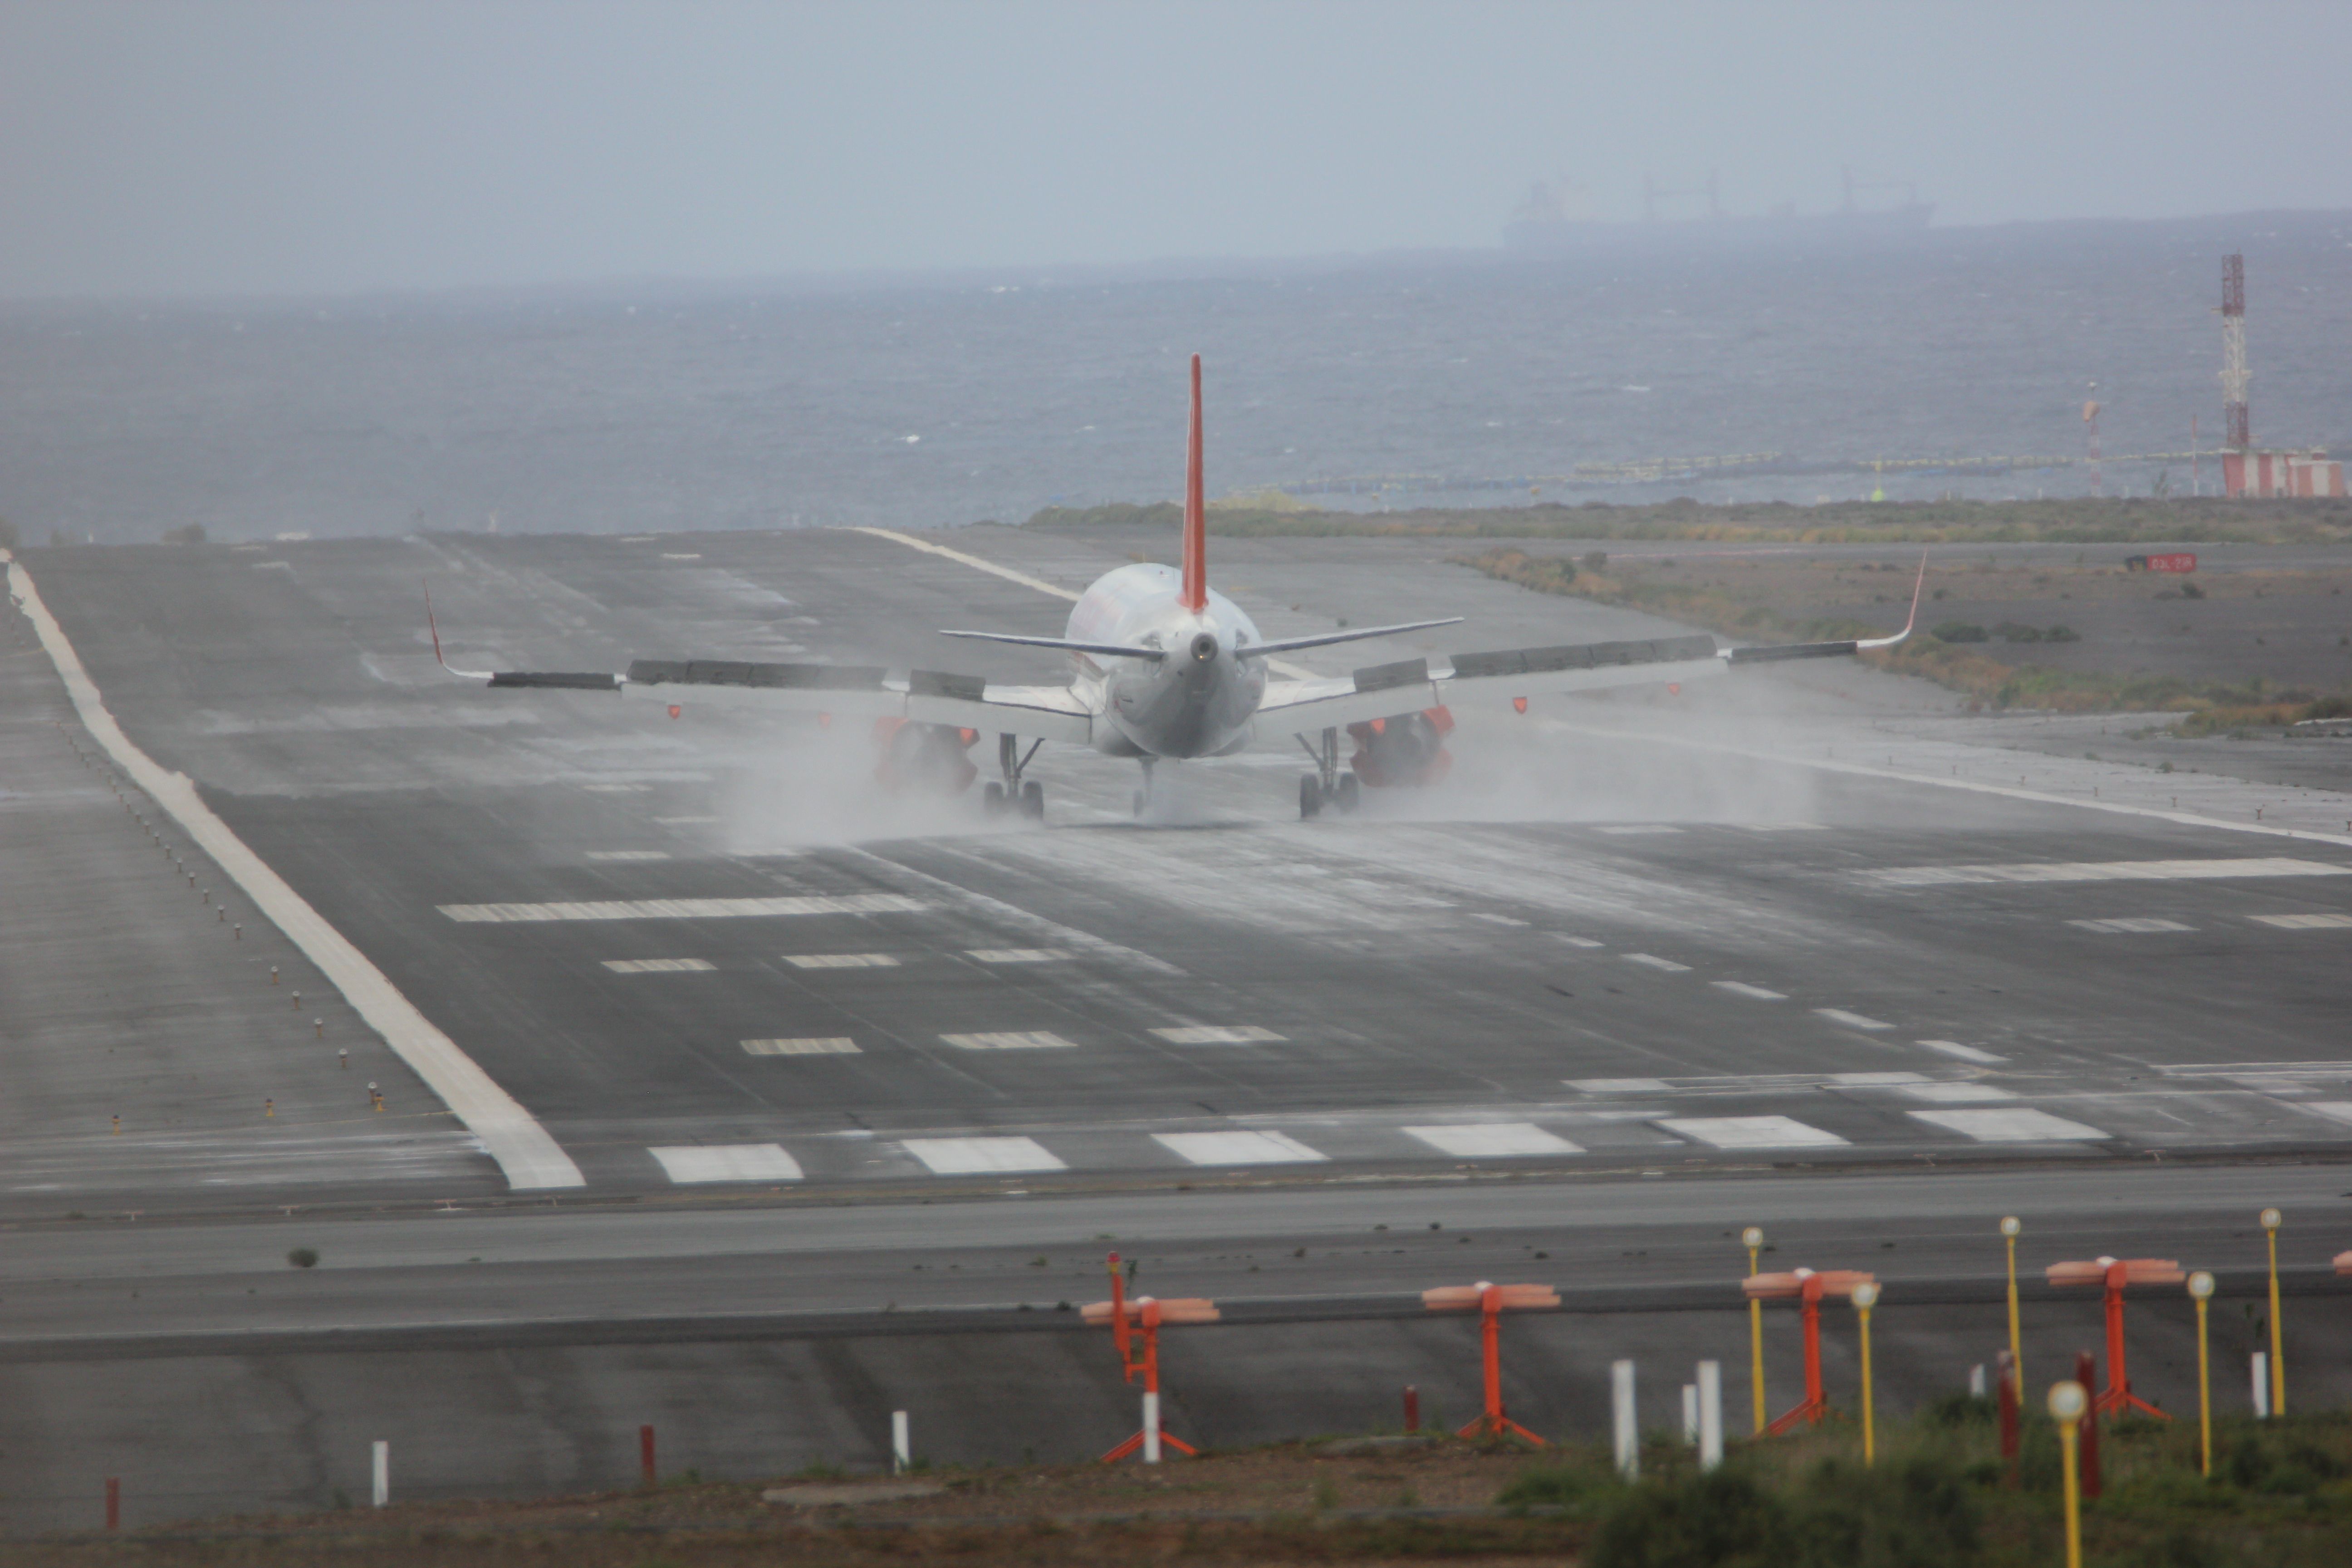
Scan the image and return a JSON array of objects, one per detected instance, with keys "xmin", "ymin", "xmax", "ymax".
[{"xmin": 7, "ymin": 525, "xmax": 2352, "ymax": 1525}]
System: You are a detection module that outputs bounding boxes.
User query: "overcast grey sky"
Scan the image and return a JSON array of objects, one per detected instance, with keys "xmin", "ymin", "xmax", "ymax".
[{"xmin": 2, "ymin": 0, "xmax": 2346, "ymax": 300}]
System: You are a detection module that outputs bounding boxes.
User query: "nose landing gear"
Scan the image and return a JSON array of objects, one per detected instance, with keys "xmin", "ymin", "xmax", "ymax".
[
  {"xmin": 984, "ymin": 733, "xmax": 1047, "ymax": 822},
  {"xmin": 1296, "ymin": 726, "xmax": 1360, "ymax": 819}
]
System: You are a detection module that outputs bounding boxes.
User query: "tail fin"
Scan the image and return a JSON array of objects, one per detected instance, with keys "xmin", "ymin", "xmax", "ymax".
[{"xmin": 1181, "ymin": 353, "xmax": 1206, "ymax": 612}]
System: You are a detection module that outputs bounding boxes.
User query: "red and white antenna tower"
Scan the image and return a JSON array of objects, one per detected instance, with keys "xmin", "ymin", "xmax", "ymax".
[{"xmin": 2220, "ymin": 254, "xmax": 2250, "ymax": 451}]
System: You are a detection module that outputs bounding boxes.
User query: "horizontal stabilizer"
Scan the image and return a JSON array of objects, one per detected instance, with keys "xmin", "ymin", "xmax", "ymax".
[
  {"xmin": 1725, "ymin": 640, "xmax": 1862, "ymax": 665},
  {"xmin": 938, "ymin": 629, "xmax": 1167, "ymax": 662},
  {"xmin": 488, "ymin": 670, "xmax": 621, "ymax": 691},
  {"xmin": 1245, "ymin": 617, "xmax": 1464, "ymax": 657}
]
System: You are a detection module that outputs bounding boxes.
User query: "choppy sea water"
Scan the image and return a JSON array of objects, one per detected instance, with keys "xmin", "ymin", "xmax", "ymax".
[{"xmin": 3, "ymin": 211, "xmax": 2347, "ymax": 544}]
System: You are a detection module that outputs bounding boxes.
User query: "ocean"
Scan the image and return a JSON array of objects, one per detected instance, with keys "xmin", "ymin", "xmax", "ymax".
[{"xmin": 3, "ymin": 211, "xmax": 2347, "ymax": 544}]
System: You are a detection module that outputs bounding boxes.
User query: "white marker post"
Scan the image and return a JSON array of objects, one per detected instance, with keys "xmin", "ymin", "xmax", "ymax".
[
  {"xmin": 1697, "ymin": 1361, "xmax": 1724, "ymax": 1472},
  {"xmin": 370, "ymin": 1441, "xmax": 389, "ymax": 1508},
  {"xmin": 2253, "ymin": 1353, "xmax": 2271, "ymax": 1419},
  {"xmin": 1611, "ymin": 1360, "xmax": 1638, "ymax": 1480},
  {"xmin": 1681, "ymin": 1383, "xmax": 1699, "ymax": 1446},
  {"xmin": 891, "ymin": 1410, "xmax": 910, "ymax": 1476},
  {"xmin": 1142, "ymin": 1391, "xmax": 1162, "ymax": 1464},
  {"xmin": 1970, "ymin": 1364, "xmax": 1987, "ymax": 1398}
]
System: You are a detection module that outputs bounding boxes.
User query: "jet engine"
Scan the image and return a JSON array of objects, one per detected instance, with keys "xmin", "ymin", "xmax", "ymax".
[
  {"xmin": 872, "ymin": 718, "xmax": 980, "ymax": 794},
  {"xmin": 1346, "ymin": 706, "xmax": 1454, "ymax": 788}
]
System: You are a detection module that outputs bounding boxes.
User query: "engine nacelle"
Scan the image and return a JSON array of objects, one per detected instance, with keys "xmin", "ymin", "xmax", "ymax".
[
  {"xmin": 872, "ymin": 718, "xmax": 980, "ymax": 794},
  {"xmin": 1347, "ymin": 706, "xmax": 1454, "ymax": 788}
]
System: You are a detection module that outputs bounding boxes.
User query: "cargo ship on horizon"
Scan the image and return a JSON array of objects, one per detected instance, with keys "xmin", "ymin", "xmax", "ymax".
[{"xmin": 1505, "ymin": 167, "xmax": 1933, "ymax": 251}]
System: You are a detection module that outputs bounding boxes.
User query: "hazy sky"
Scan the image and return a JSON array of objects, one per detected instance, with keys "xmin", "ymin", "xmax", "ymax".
[{"xmin": 3, "ymin": 0, "xmax": 2347, "ymax": 300}]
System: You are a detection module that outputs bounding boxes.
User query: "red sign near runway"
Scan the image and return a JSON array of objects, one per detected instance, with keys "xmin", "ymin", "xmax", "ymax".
[{"xmin": 2125, "ymin": 553, "xmax": 2197, "ymax": 573}]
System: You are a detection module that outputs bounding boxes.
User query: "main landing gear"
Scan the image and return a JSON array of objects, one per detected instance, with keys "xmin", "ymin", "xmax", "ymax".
[
  {"xmin": 982, "ymin": 733, "xmax": 1046, "ymax": 822},
  {"xmin": 1296, "ymin": 726, "xmax": 1360, "ymax": 819},
  {"xmin": 1132, "ymin": 757, "xmax": 1155, "ymax": 818}
]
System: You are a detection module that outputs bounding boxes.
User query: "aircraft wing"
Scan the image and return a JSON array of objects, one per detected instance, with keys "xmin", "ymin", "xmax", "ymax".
[{"xmin": 453, "ymin": 655, "xmax": 1094, "ymax": 744}]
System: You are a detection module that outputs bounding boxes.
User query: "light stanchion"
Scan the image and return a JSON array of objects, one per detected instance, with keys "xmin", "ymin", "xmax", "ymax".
[
  {"xmin": 2260, "ymin": 1209, "xmax": 2284, "ymax": 1416},
  {"xmin": 2051, "ymin": 1380, "xmax": 2088, "ymax": 1568},
  {"xmin": 1850, "ymin": 1280, "xmax": 1880, "ymax": 1465},
  {"xmin": 2187, "ymin": 1271, "xmax": 2215, "ymax": 1478},
  {"xmin": 1744, "ymin": 1267, "xmax": 1877, "ymax": 1433},
  {"xmin": 2046, "ymin": 1256, "xmax": 2182, "ymax": 1419},
  {"xmin": 2000, "ymin": 1216, "xmax": 2024, "ymax": 1398},
  {"xmin": 1743, "ymin": 1225, "xmax": 1766, "ymax": 1436},
  {"xmin": 1424, "ymin": 1280, "xmax": 1560, "ymax": 1445}
]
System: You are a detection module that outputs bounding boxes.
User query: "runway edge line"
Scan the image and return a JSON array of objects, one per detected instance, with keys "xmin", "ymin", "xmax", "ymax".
[{"xmin": 4, "ymin": 550, "xmax": 584, "ymax": 1191}]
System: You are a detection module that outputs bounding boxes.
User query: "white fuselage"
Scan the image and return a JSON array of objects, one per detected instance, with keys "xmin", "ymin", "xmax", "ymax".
[{"xmin": 1064, "ymin": 564, "xmax": 1267, "ymax": 760}]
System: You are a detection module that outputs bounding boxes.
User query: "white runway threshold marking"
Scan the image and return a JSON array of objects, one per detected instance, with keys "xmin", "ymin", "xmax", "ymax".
[
  {"xmin": 1900, "ymin": 1082, "xmax": 2017, "ymax": 1103},
  {"xmin": 742, "ymin": 1037, "xmax": 861, "ymax": 1056},
  {"xmin": 1658, "ymin": 1116, "xmax": 1850, "ymax": 1150},
  {"xmin": 940, "ymin": 1031, "xmax": 1077, "ymax": 1051},
  {"xmin": 602, "ymin": 958, "xmax": 716, "ymax": 974},
  {"xmin": 586, "ymin": 849, "xmax": 671, "ymax": 862},
  {"xmin": 1405, "ymin": 1123, "xmax": 1583, "ymax": 1158},
  {"xmin": 1622, "ymin": 953, "xmax": 1692, "ymax": 972},
  {"xmin": 1153, "ymin": 1131, "xmax": 1328, "ymax": 1166},
  {"xmin": 2251, "ymin": 913, "xmax": 2352, "ymax": 929},
  {"xmin": 1871, "ymin": 858, "xmax": 2352, "ymax": 887},
  {"xmin": 1814, "ymin": 1008, "xmax": 1894, "ymax": 1031},
  {"xmin": 438, "ymin": 895, "xmax": 924, "ymax": 922},
  {"xmin": 965, "ymin": 948, "xmax": 1070, "ymax": 963},
  {"xmin": 784, "ymin": 953, "xmax": 900, "ymax": 969},
  {"xmin": 2299, "ymin": 1103, "xmax": 2352, "ymax": 1127},
  {"xmin": 5, "ymin": 551, "xmax": 583, "ymax": 1191},
  {"xmin": 1569, "ymin": 1078, "xmax": 1672, "ymax": 1094},
  {"xmin": 902, "ymin": 1136, "xmax": 1065, "ymax": 1175},
  {"xmin": 1150, "ymin": 1026, "xmax": 1286, "ymax": 1044},
  {"xmin": 1909, "ymin": 1108, "xmax": 2109, "ymax": 1142},
  {"xmin": 649, "ymin": 1144, "xmax": 804, "ymax": 1182},
  {"xmin": 1918, "ymin": 1039, "xmax": 2009, "ymax": 1065},
  {"xmin": 2069, "ymin": 917, "xmax": 2195, "ymax": 934},
  {"xmin": 1711, "ymin": 981, "xmax": 1787, "ymax": 1000}
]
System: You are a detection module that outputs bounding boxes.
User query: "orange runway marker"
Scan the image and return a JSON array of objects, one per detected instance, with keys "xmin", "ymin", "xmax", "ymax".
[{"xmin": 1424, "ymin": 1281, "xmax": 1560, "ymax": 1444}]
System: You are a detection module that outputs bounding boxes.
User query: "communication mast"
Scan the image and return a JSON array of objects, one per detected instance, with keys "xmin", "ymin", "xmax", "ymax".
[
  {"xmin": 2082, "ymin": 387, "xmax": 2102, "ymax": 497},
  {"xmin": 2220, "ymin": 254, "xmax": 2249, "ymax": 450}
]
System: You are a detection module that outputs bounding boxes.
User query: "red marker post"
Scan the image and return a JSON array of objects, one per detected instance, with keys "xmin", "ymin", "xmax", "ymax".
[
  {"xmin": 1423, "ymin": 1281, "xmax": 1560, "ymax": 1445},
  {"xmin": 2046, "ymin": 1257, "xmax": 2182, "ymax": 1420},
  {"xmin": 1083, "ymin": 1254, "xmax": 1218, "ymax": 1464},
  {"xmin": 1742, "ymin": 1268, "xmax": 1877, "ymax": 1434}
]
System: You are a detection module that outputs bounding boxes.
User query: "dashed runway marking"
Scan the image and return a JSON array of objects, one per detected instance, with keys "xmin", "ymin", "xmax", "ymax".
[
  {"xmin": 1918, "ymin": 1039, "xmax": 2008, "ymax": 1065},
  {"xmin": 1150, "ymin": 1026, "xmax": 1286, "ymax": 1044},
  {"xmin": 1469, "ymin": 913, "xmax": 1530, "ymax": 927},
  {"xmin": 581, "ymin": 783, "xmax": 652, "ymax": 794},
  {"xmin": 1831, "ymin": 1072, "xmax": 1929, "ymax": 1086},
  {"xmin": 741, "ymin": 1037, "xmax": 860, "ymax": 1056},
  {"xmin": 939, "ymin": 1031, "xmax": 1077, "ymax": 1051},
  {"xmin": 439, "ymin": 895, "xmax": 925, "ymax": 922},
  {"xmin": 1869, "ymin": 857, "xmax": 2352, "ymax": 888},
  {"xmin": 601, "ymin": 958, "xmax": 716, "ymax": 974},
  {"xmin": 1814, "ymin": 1008, "xmax": 1894, "ymax": 1031},
  {"xmin": 586, "ymin": 850, "xmax": 672, "ymax": 862},
  {"xmin": 965, "ymin": 948, "xmax": 1072, "ymax": 963},
  {"xmin": 1658, "ymin": 1116, "xmax": 1849, "ymax": 1150},
  {"xmin": 1404, "ymin": 1122, "xmax": 1582, "ymax": 1158},
  {"xmin": 2251, "ymin": 913, "xmax": 2352, "ymax": 929},
  {"xmin": 1909, "ymin": 1108, "xmax": 2108, "ymax": 1142},
  {"xmin": 1900, "ymin": 1081, "xmax": 2017, "ymax": 1103},
  {"xmin": 655, "ymin": 815, "xmax": 720, "ymax": 825},
  {"xmin": 784, "ymin": 953, "xmax": 901, "ymax": 969},
  {"xmin": 2069, "ymin": 917, "xmax": 2195, "ymax": 934},
  {"xmin": 2299, "ymin": 1103, "xmax": 2352, "ymax": 1127},
  {"xmin": 902, "ymin": 1136, "xmax": 1065, "ymax": 1175},
  {"xmin": 648, "ymin": 1144, "xmax": 804, "ymax": 1182},
  {"xmin": 1569, "ymin": 1078, "xmax": 1671, "ymax": 1094},
  {"xmin": 1556, "ymin": 936, "xmax": 1605, "ymax": 949},
  {"xmin": 1711, "ymin": 981, "xmax": 1787, "ymax": 1000},
  {"xmin": 1152, "ymin": 1131, "xmax": 1327, "ymax": 1166},
  {"xmin": 1596, "ymin": 824, "xmax": 1683, "ymax": 836},
  {"xmin": 1623, "ymin": 953, "xmax": 1692, "ymax": 972}
]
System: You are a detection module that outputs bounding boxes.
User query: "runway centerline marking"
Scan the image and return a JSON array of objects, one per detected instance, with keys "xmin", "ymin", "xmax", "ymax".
[
  {"xmin": 742, "ymin": 1038, "xmax": 861, "ymax": 1056},
  {"xmin": 1900, "ymin": 1082, "xmax": 2017, "ymax": 1103},
  {"xmin": 964, "ymin": 948, "xmax": 1071, "ymax": 964},
  {"xmin": 1469, "ymin": 913, "xmax": 1529, "ymax": 927},
  {"xmin": 586, "ymin": 850, "xmax": 671, "ymax": 862},
  {"xmin": 1569, "ymin": 1078, "xmax": 1671, "ymax": 1094},
  {"xmin": 1153, "ymin": 1131, "xmax": 1328, "ymax": 1166},
  {"xmin": 648, "ymin": 1144, "xmax": 804, "ymax": 1182},
  {"xmin": 2068, "ymin": 917, "xmax": 2196, "ymax": 933},
  {"xmin": 1872, "ymin": 858, "xmax": 2351, "ymax": 887},
  {"xmin": 1405, "ymin": 1123, "xmax": 1583, "ymax": 1158},
  {"xmin": 902, "ymin": 1136, "xmax": 1065, "ymax": 1175},
  {"xmin": 784, "ymin": 953, "xmax": 901, "ymax": 969},
  {"xmin": 940, "ymin": 1031, "xmax": 1078, "ymax": 1051},
  {"xmin": 601, "ymin": 958, "xmax": 716, "ymax": 974},
  {"xmin": 1658, "ymin": 1116, "xmax": 1848, "ymax": 1150},
  {"xmin": 1622, "ymin": 953, "xmax": 1692, "ymax": 972},
  {"xmin": 2250, "ymin": 912, "xmax": 2352, "ymax": 929},
  {"xmin": 5, "ymin": 551, "xmax": 584, "ymax": 1192},
  {"xmin": 1815, "ymin": 1008, "xmax": 1894, "ymax": 1030},
  {"xmin": 1831, "ymin": 1072, "xmax": 1930, "ymax": 1086},
  {"xmin": 1918, "ymin": 1039, "xmax": 2008, "ymax": 1064},
  {"xmin": 1596, "ymin": 824, "xmax": 1683, "ymax": 835},
  {"xmin": 1909, "ymin": 1108, "xmax": 2108, "ymax": 1142},
  {"xmin": 438, "ymin": 895, "xmax": 925, "ymax": 922},
  {"xmin": 1711, "ymin": 981, "xmax": 1787, "ymax": 1000},
  {"xmin": 1150, "ymin": 1026, "xmax": 1286, "ymax": 1045},
  {"xmin": 1556, "ymin": 936, "xmax": 1605, "ymax": 948}
]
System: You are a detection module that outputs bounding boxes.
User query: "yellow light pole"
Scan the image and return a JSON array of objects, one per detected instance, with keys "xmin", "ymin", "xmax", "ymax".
[
  {"xmin": 2000, "ymin": 1215, "xmax": 2024, "ymax": 1399},
  {"xmin": 1850, "ymin": 1279, "xmax": 1880, "ymax": 1465},
  {"xmin": 2187, "ymin": 1271, "xmax": 2215, "ymax": 1477},
  {"xmin": 2050, "ymin": 1379, "xmax": 2087, "ymax": 1568},
  {"xmin": 1744, "ymin": 1225, "xmax": 1766, "ymax": 1436},
  {"xmin": 2259, "ymin": 1208, "xmax": 2284, "ymax": 1416}
]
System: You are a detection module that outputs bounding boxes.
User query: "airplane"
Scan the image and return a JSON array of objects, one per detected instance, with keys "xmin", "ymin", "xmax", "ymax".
[{"xmin": 434, "ymin": 354, "xmax": 1921, "ymax": 820}]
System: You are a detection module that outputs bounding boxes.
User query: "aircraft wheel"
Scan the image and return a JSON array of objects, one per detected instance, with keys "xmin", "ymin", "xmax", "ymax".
[
  {"xmin": 1020, "ymin": 780, "xmax": 1045, "ymax": 821},
  {"xmin": 1335, "ymin": 772, "xmax": 1360, "ymax": 813},
  {"xmin": 1298, "ymin": 774, "xmax": 1323, "ymax": 819},
  {"xmin": 1132, "ymin": 789, "xmax": 1147, "ymax": 818},
  {"xmin": 982, "ymin": 782, "xmax": 1007, "ymax": 818}
]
